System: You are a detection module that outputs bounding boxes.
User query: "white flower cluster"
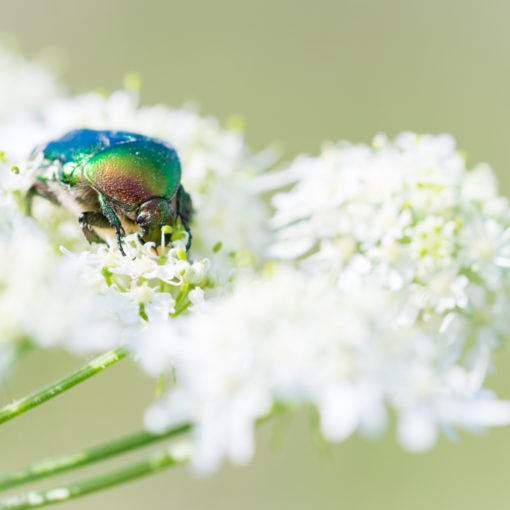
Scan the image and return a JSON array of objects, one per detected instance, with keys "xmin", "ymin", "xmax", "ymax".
[
  {"xmin": 2, "ymin": 45, "xmax": 510, "ymax": 473},
  {"xmin": 0, "ymin": 44, "xmax": 60, "ymax": 121},
  {"xmin": 0, "ymin": 46, "xmax": 214, "ymax": 362},
  {"xmin": 132, "ymin": 133, "xmax": 510, "ymax": 472},
  {"xmin": 138, "ymin": 268, "xmax": 510, "ymax": 473},
  {"xmin": 1, "ymin": 89, "xmax": 276, "ymax": 281},
  {"xmin": 0, "ymin": 179, "xmax": 209, "ymax": 365},
  {"xmin": 270, "ymin": 133, "xmax": 510, "ymax": 368},
  {"xmin": 0, "ymin": 43, "xmax": 268, "ymax": 364},
  {"xmin": 81, "ymin": 232, "xmax": 210, "ymax": 324},
  {"xmin": 0, "ymin": 44, "xmax": 59, "ymax": 373},
  {"xmin": 0, "ymin": 185, "xmax": 133, "ymax": 356}
]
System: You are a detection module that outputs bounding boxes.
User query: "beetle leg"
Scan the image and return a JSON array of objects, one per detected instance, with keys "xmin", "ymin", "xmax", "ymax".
[
  {"xmin": 176, "ymin": 185, "xmax": 193, "ymax": 223},
  {"xmin": 79, "ymin": 211, "xmax": 110, "ymax": 245},
  {"xmin": 97, "ymin": 193, "xmax": 127, "ymax": 256},
  {"xmin": 176, "ymin": 185, "xmax": 193, "ymax": 250}
]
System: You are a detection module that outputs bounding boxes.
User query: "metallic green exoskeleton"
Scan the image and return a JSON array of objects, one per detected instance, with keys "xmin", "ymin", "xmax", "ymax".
[{"xmin": 27, "ymin": 129, "xmax": 192, "ymax": 256}]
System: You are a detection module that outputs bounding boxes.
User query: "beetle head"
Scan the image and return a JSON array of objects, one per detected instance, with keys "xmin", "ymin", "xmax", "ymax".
[{"xmin": 136, "ymin": 198, "xmax": 175, "ymax": 244}]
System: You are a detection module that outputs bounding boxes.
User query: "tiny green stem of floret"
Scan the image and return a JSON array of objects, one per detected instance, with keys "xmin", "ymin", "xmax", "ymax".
[
  {"xmin": 0, "ymin": 346, "xmax": 129, "ymax": 426},
  {"xmin": 0, "ymin": 441, "xmax": 192, "ymax": 510},
  {"xmin": 0, "ymin": 423, "xmax": 191, "ymax": 492}
]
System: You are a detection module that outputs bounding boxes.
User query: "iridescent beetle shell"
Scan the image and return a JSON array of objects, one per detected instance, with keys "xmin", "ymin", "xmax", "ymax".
[
  {"xmin": 83, "ymin": 139, "xmax": 181, "ymax": 207},
  {"xmin": 27, "ymin": 129, "xmax": 192, "ymax": 255}
]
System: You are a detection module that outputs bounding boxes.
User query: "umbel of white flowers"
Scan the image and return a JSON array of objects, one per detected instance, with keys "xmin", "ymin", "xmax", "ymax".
[
  {"xmin": 0, "ymin": 88, "xmax": 276, "ymax": 282},
  {"xmin": 137, "ymin": 134, "xmax": 510, "ymax": 473},
  {"xmin": 138, "ymin": 268, "xmax": 510, "ymax": 473},
  {"xmin": 270, "ymin": 133, "xmax": 510, "ymax": 369},
  {"xmin": 1, "ymin": 44, "xmax": 510, "ymax": 475}
]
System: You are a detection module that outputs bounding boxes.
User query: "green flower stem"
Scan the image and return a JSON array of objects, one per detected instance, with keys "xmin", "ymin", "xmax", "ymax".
[
  {"xmin": 0, "ymin": 347, "xmax": 129, "ymax": 426},
  {"xmin": 0, "ymin": 404, "xmax": 289, "ymax": 509},
  {"xmin": 0, "ymin": 442, "xmax": 192, "ymax": 510},
  {"xmin": 0, "ymin": 424, "xmax": 191, "ymax": 492}
]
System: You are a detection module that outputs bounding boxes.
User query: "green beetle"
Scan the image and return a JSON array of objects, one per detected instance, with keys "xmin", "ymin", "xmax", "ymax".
[{"xmin": 27, "ymin": 129, "xmax": 192, "ymax": 255}]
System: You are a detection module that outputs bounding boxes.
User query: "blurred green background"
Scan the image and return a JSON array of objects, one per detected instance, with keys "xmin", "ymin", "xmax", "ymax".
[{"xmin": 2, "ymin": 0, "xmax": 510, "ymax": 508}]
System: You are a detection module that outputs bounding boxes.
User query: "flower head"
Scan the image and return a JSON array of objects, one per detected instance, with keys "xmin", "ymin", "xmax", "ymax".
[
  {"xmin": 138, "ymin": 267, "xmax": 510, "ymax": 473},
  {"xmin": 2, "ymin": 43, "xmax": 509, "ymax": 474},
  {"xmin": 0, "ymin": 198, "xmax": 133, "ymax": 354},
  {"xmin": 2, "ymin": 89, "xmax": 277, "ymax": 282},
  {"xmin": 270, "ymin": 133, "xmax": 510, "ymax": 365},
  {"xmin": 81, "ymin": 231, "xmax": 210, "ymax": 323},
  {"xmin": 0, "ymin": 44, "xmax": 61, "ymax": 121}
]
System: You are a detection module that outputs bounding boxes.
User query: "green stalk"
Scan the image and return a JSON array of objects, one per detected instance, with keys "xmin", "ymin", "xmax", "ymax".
[
  {"xmin": 0, "ymin": 424, "xmax": 191, "ymax": 492},
  {"xmin": 0, "ymin": 347, "xmax": 129, "ymax": 426},
  {"xmin": 0, "ymin": 442, "xmax": 192, "ymax": 510},
  {"xmin": 0, "ymin": 404, "xmax": 288, "ymax": 508}
]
